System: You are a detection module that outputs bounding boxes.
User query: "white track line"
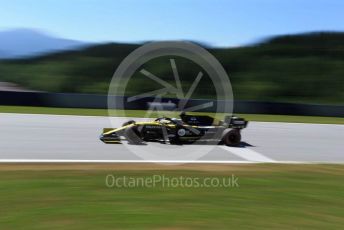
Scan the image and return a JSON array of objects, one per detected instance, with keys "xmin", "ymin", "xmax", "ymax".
[
  {"xmin": 221, "ymin": 146, "xmax": 276, "ymax": 162},
  {"xmin": 0, "ymin": 159, "xmax": 253, "ymax": 164}
]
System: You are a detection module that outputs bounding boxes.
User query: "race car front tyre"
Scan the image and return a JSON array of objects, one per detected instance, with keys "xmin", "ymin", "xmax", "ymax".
[
  {"xmin": 222, "ymin": 129, "xmax": 241, "ymax": 146},
  {"xmin": 169, "ymin": 137, "xmax": 181, "ymax": 145},
  {"xmin": 169, "ymin": 128, "xmax": 186, "ymax": 144}
]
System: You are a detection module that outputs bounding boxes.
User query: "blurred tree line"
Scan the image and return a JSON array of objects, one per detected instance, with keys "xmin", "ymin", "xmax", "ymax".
[{"xmin": 0, "ymin": 32, "xmax": 343, "ymax": 104}]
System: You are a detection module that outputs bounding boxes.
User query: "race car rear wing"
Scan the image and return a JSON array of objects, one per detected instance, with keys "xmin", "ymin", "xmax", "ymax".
[{"xmin": 224, "ymin": 116, "xmax": 248, "ymax": 129}]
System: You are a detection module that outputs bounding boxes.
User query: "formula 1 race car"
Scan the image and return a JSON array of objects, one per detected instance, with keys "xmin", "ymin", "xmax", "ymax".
[{"xmin": 100, "ymin": 113, "xmax": 248, "ymax": 146}]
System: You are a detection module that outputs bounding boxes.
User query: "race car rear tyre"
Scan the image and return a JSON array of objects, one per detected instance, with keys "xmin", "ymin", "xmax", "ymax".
[
  {"xmin": 124, "ymin": 126, "xmax": 144, "ymax": 144},
  {"xmin": 122, "ymin": 120, "xmax": 136, "ymax": 126},
  {"xmin": 223, "ymin": 129, "xmax": 241, "ymax": 146}
]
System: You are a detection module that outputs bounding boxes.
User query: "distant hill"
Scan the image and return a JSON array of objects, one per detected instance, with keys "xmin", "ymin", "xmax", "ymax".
[
  {"xmin": 0, "ymin": 28, "xmax": 89, "ymax": 59},
  {"xmin": 0, "ymin": 32, "xmax": 343, "ymax": 104}
]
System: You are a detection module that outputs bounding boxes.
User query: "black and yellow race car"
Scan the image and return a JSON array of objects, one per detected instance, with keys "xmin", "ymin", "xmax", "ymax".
[{"xmin": 100, "ymin": 113, "xmax": 248, "ymax": 146}]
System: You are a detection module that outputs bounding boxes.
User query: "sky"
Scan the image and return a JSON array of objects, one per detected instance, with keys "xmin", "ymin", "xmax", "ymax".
[{"xmin": 1, "ymin": 0, "xmax": 344, "ymax": 47}]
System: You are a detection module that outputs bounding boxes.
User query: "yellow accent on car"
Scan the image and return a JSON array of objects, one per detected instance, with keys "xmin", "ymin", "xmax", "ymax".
[{"xmin": 103, "ymin": 121, "xmax": 180, "ymax": 135}]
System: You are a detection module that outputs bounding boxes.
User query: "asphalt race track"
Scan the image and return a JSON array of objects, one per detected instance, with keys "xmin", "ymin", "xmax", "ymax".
[{"xmin": 0, "ymin": 113, "xmax": 343, "ymax": 163}]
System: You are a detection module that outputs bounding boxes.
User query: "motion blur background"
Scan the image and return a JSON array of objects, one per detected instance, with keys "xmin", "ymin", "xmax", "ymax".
[
  {"xmin": 1, "ymin": 2, "xmax": 344, "ymax": 229},
  {"xmin": 0, "ymin": 0, "xmax": 343, "ymax": 104}
]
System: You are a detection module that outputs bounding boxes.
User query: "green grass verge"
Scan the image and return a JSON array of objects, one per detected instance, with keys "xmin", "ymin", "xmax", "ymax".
[
  {"xmin": 0, "ymin": 164, "xmax": 343, "ymax": 229},
  {"xmin": 0, "ymin": 105, "xmax": 343, "ymax": 124}
]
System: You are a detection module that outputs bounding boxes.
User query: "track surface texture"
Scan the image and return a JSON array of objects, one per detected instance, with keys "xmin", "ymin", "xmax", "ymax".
[{"xmin": 0, "ymin": 113, "xmax": 343, "ymax": 163}]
